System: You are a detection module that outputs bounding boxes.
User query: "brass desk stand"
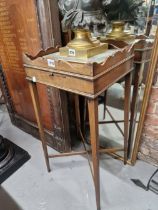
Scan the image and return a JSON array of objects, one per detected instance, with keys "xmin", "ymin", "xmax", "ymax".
[{"xmin": 24, "ymin": 46, "xmax": 134, "ymax": 210}]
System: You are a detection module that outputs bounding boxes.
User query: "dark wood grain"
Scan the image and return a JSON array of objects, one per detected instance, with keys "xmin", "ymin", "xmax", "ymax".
[
  {"xmin": 0, "ymin": 0, "xmax": 71, "ymax": 152},
  {"xmin": 36, "ymin": 0, "xmax": 61, "ymax": 49}
]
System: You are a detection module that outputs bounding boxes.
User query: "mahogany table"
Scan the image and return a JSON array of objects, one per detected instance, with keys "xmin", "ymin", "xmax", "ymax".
[
  {"xmin": 24, "ymin": 46, "xmax": 134, "ymax": 210},
  {"xmin": 102, "ymin": 38, "xmax": 153, "ymax": 159}
]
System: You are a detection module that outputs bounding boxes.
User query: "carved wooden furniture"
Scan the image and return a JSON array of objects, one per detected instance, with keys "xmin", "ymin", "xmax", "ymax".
[
  {"xmin": 102, "ymin": 38, "xmax": 153, "ymax": 160},
  {"xmin": 23, "ymin": 45, "xmax": 134, "ymax": 210},
  {"xmin": 0, "ymin": 0, "xmax": 72, "ymax": 152}
]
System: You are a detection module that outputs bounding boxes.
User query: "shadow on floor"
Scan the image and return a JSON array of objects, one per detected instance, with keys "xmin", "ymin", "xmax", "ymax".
[{"xmin": 0, "ymin": 186, "xmax": 23, "ymax": 210}]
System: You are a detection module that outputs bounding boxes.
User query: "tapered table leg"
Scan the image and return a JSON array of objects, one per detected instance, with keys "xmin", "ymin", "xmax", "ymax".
[
  {"xmin": 88, "ymin": 98, "xmax": 100, "ymax": 210},
  {"xmin": 103, "ymin": 91, "xmax": 107, "ymax": 120},
  {"xmin": 74, "ymin": 95, "xmax": 81, "ymax": 137},
  {"xmin": 124, "ymin": 73, "xmax": 132, "ymax": 165},
  {"xmin": 28, "ymin": 81, "xmax": 50, "ymax": 172}
]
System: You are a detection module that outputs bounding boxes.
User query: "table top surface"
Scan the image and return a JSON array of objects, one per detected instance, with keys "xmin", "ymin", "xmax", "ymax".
[
  {"xmin": 47, "ymin": 49, "xmax": 120, "ymax": 64},
  {"xmin": 23, "ymin": 38, "xmax": 154, "ymax": 98}
]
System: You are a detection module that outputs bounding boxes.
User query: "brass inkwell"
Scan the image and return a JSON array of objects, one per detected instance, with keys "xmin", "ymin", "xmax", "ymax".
[{"xmin": 58, "ymin": 0, "xmax": 109, "ymax": 59}]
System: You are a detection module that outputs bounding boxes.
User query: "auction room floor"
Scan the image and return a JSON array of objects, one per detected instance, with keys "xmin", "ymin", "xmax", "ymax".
[{"xmin": 0, "ymin": 102, "xmax": 158, "ymax": 210}]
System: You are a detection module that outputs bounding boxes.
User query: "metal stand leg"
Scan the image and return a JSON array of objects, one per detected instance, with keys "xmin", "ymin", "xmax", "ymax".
[
  {"xmin": 88, "ymin": 98, "xmax": 100, "ymax": 210},
  {"xmin": 28, "ymin": 81, "xmax": 50, "ymax": 172},
  {"xmin": 124, "ymin": 73, "xmax": 132, "ymax": 165}
]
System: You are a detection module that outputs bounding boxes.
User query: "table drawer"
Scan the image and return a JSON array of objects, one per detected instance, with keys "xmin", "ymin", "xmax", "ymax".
[
  {"xmin": 26, "ymin": 56, "xmax": 133, "ymax": 98},
  {"xmin": 25, "ymin": 68, "xmax": 94, "ymax": 97}
]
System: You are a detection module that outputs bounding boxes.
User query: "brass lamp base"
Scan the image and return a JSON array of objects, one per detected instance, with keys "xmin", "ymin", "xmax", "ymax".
[
  {"xmin": 60, "ymin": 44, "xmax": 108, "ymax": 59},
  {"xmin": 67, "ymin": 29, "xmax": 94, "ymax": 49},
  {"xmin": 101, "ymin": 21, "xmax": 135, "ymax": 42},
  {"xmin": 60, "ymin": 29, "xmax": 108, "ymax": 59}
]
